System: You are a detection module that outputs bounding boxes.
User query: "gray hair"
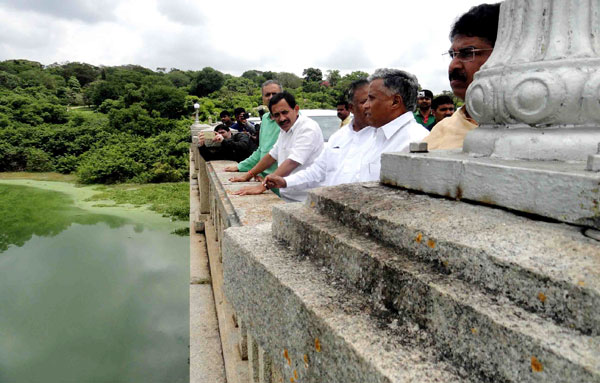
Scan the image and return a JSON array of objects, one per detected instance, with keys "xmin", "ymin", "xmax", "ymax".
[
  {"xmin": 367, "ymin": 68, "xmax": 419, "ymax": 112},
  {"xmin": 261, "ymin": 79, "xmax": 283, "ymax": 93},
  {"xmin": 347, "ymin": 78, "xmax": 369, "ymax": 104}
]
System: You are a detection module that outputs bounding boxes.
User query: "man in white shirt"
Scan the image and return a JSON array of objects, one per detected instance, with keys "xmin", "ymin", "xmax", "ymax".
[
  {"xmin": 360, "ymin": 68, "xmax": 429, "ymax": 181},
  {"xmin": 263, "ymin": 79, "xmax": 373, "ymax": 191},
  {"xmin": 232, "ymin": 91, "xmax": 324, "ymax": 202}
]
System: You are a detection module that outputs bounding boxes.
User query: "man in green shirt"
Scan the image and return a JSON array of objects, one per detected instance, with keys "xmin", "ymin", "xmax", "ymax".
[
  {"xmin": 413, "ymin": 89, "xmax": 436, "ymax": 130},
  {"xmin": 224, "ymin": 80, "xmax": 282, "ymax": 179}
]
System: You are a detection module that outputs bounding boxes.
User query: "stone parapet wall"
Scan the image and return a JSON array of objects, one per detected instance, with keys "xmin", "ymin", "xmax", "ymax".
[
  {"xmin": 192, "ymin": 143, "xmax": 600, "ymax": 382},
  {"xmin": 192, "ymin": 145, "xmax": 286, "ymax": 383}
]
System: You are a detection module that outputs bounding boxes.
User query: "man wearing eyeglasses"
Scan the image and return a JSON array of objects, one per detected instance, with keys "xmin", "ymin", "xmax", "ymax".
[
  {"xmin": 224, "ymin": 80, "xmax": 282, "ymax": 178},
  {"xmin": 424, "ymin": 3, "xmax": 501, "ymax": 150}
]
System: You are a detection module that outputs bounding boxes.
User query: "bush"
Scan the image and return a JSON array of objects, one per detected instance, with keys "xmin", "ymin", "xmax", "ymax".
[{"xmin": 25, "ymin": 147, "xmax": 53, "ymax": 171}]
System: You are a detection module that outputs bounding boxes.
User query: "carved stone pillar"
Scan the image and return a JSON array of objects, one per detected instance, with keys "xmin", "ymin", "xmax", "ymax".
[
  {"xmin": 380, "ymin": 0, "xmax": 600, "ymax": 231},
  {"xmin": 464, "ymin": 0, "xmax": 600, "ymax": 161}
]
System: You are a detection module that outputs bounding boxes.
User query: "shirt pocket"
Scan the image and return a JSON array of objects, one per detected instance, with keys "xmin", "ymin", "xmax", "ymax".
[{"xmin": 327, "ymin": 148, "xmax": 344, "ymax": 174}]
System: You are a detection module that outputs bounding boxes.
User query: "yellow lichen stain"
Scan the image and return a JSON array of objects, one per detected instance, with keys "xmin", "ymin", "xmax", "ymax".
[
  {"xmin": 578, "ymin": 280, "xmax": 585, "ymax": 287},
  {"xmin": 415, "ymin": 233, "xmax": 423, "ymax": 243},
  {"xmin": 315, "ymin": 338, "xmax": 321, "ymax": 352},
  {"xmin": 283, "ymin": 349, "xmax": 291, "ymax": 365},
  {"xmin": 310, "ymin": 201, "xmax": 315, "ymax": 208},
  {"xmin": 294, "ymin": 369, "xmax": 298, "ymax": 380},
  {"xmin": 471, "ymin": 328, "xmax": 478, "ymax": 335},
  {"xmin": 290, "ymin": 378, "xmax": 295, "ymax": 383},
  {"xmin": 531, "ymin": 356, "xmax": 543, "ymax": 372},
  {"xmin": 537, "ymin": 292, "xmax": 547, "ymax": 303},
  {"xmin": 427, "ymin": 239, "xmax": 435, "ymax": 249},
  {"xmin": 303, "ymin": 354, "xmax": 309, "ymax": 368}
]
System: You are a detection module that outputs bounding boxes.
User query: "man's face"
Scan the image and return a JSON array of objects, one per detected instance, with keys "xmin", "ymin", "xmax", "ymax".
[
  {"xmin": 448, "ymin": 35, "xmax": 493, "ymax": 100},
  {"xmin": 235, "ymin": 113, "xmax": 246, "ymax": 124},
  {"xmin": 216, "ymin": 128, "xmax": 232, "ymax": 139},
  {"xmin": 221, "ymin": 115, "xmax": 232, "ymax": 124},
  {"xmin": 336, "ymin": 105, "xmax": 350, "ymax": 121},
  {"xmin": 364, "ymin": 79, "xmax": 396, "ymax": 128},
  {"xmin": 262, "ymin": 84, "xmax": 281, "ymax": 106},
  {"xmin": 271, "ymin": 99, "xmax": 299, "ymax": 132},
  {"xmin": 433, "ymin": 103, "xmax": 455, "ymax": 121},
  {"xmin": 417, "ymin": 96, "xmax": 431, "ymax": 110},
  {"xmin": 349, "ymin": 86, "xmax": 369, "ymax": 129}
]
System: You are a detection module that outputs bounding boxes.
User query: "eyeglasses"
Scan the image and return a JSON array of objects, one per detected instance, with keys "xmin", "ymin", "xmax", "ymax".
[{"xmin": 443, "ymin": 47, "xmax": 493, "ymax": 62}]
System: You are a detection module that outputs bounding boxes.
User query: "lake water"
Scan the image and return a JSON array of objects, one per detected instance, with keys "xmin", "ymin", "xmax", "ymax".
[{"xmin": 0, "ymin": 181, "xmax": 189, "ymax": 383}]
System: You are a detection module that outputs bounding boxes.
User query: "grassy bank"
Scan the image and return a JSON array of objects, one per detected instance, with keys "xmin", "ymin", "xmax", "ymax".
[
  {"xmin": 86, "ymin": 182, "xmax": 189, "ymax": 221},
  {"xmin": 0, "ymin": 172, "xmax": 189, "ymax": 222}
]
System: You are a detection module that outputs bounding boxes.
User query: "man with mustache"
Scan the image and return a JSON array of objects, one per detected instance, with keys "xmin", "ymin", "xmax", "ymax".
[
  {"xmin": 225, "ymin": 80, "xmax": 282, "ymax": 178},
  {"xmin": 423, "ymin": 3, "xmax": 501, "ymax": 150},
  {"xmin": 361, "ymin": 68, "xmax": 430, "ymax": 180},
  {"xmin": 263, "ymin": 79, "xmax": 373, "ymax": 190},
  {"xmin": 232, "ymin": 91, "xmax": 324, "ymax": 202}
]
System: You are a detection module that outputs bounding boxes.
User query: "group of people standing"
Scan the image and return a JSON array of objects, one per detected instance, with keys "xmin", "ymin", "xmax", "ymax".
[{"xmin": 198, "ymin": 2, "xmax": 501, "ymax": 203}]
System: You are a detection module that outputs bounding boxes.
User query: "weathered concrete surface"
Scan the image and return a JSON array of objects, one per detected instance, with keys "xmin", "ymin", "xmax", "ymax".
[
  {"xmin": 204, "ymin": 206, "xmax": 249, "ymax": 383},
  {"xmin": 223, "ymin": 223, "xmax": 474, "ymax": 383},
  {"xmin": 190, "ymin": 285, "xmax": 227, "ymax": 383},
  {"xmin": 306, "ymin": 183, "xmax": 600, "ymax": 336},
  {"xmin": 189, "ymin": 161, "xmax": 226, "ymax": 383},
  {"xmin": 272, "ymin": 202, "xmax": 600, "ymax": 383},
  {"xmin": 380, "ymin": 151, "xmax": 600, "ymax": 230},
  {"xmin": 207, "ymin": 161, "xmax": 284, "ymax": 227}
]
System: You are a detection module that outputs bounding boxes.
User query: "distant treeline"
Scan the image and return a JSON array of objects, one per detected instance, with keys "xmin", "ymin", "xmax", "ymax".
[{"xmin": 0, "ymin": 59, "xmax": 376, "ymax": 184}]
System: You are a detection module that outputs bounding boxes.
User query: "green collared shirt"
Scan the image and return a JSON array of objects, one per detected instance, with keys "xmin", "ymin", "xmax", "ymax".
[
  {"xmin": 237, "ymin": 112, "xmax": 280, "ymax": 176},
  {"xmin": 414, "ymin": 110, "xmax": 436, "ymax": 131}
]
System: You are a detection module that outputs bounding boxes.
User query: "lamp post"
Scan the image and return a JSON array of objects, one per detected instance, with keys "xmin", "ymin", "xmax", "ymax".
[{"xmin": 193, "ymin": 102, "xmax": 200, "ymax": 125}]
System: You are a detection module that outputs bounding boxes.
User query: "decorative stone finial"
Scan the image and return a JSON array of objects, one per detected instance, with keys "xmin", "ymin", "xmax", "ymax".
[{"xmin": 464, "ymin": 0, "xmax": 600, "ymax": 162}]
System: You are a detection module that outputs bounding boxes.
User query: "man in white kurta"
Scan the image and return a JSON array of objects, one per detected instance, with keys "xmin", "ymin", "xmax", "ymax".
[
  {"xmin": 232, "ymin": 91, "xmax": 323, "ymax": 202},
  {"xmin": 264, "ymin": 79, "xmax": 373, "ymax": 191},
  {"xmin": 268, "ymin": 113, "xmax": 323, "ymax": 201},
  {"xmin": 360, "ymin": 68, "xmax": 429, "ymax": 180}
]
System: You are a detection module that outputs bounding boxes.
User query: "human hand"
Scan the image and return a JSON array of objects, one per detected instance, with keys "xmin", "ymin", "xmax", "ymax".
[
  {"xmin": 263, "ymin": 174, "xmax": 286, "ymax": 189},
  {"xmin": 198, "ymin": 132, "xmax": 205, "ymax": 146},
  {"xmin": 224, "ymin": 165, "xmax": 239, "ymax": 172},
  {"xmin": 232, "ymin": 184, "xmax": 267, "ymax": 196},
  {"xmin": 213, "ymin": 133, "xmax": 223, "ymax": 143},
  {"xmin": 229, "ymin": 172, "xmax": 253, "ymax": 182}
]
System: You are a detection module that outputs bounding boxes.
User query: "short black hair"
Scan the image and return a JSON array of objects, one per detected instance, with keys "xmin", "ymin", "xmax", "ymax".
[
  {"xmin": 220, "ymin": 110, "xmax": 231, "ymax": 118},
  {"xmin": 336, "ymin": 99, "xmax": 349, "ymax": 109},
  {"xmin": 450, "ymin": 3, "xmax": 501, "ymax": 46},
  {"xmin": 233, "ymin": 107, "xmax": 246, "ymax": 117},
  {"xmin": 268, "ymin": 91, "xmax": 297, "ymax": 112},
  {"xmin": 214, "ymin": 124, "xmax": 230, "ymax": 132},
  {"xmin": 432, "ymin": 95, "xmax": 455, "ymax": 110},
  {"xmin": 347, "ymin": 78, "xmax": 369, "ymax": 104}
]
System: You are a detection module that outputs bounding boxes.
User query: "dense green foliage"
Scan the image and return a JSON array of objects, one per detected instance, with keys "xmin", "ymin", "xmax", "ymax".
[
  {"xmin": 0, "ymin": 59, "xmax": 453, "ymax": 185},
  {"xmin": 87, "ymin": 182, "xmax": 189, "ymax": 221}
]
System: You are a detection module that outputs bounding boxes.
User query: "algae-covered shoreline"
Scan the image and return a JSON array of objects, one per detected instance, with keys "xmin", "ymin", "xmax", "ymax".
[{"xmin": 0, "ymin": 173, "xmax": 188, "ymax": 233}]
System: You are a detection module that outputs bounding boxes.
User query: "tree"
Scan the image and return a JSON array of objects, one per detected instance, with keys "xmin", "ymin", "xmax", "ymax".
[
  {"xmin": 141, "ymin": 84, "xmax": 187, "ymax": 119},
  {"xmin": 302, "ymin": 67, "xmax": 323, "ymax": 83},
  {"xmin": 275, "ymin": 72, "xmax": 302, "ymax": 89},
  {"xmin": 189, "ymin": 67, "xmax": 225, "ymax": 97},
  {"xmin": 326, "ymin": 70, "xmax": 341, "ymax": 87},
  {"xmin": 167, "ymin": 70, "xmax": 192, "ymax": 88},
  {"xmin": 241, "ymin": 70, "xmax": 266, "ymax": 86}
]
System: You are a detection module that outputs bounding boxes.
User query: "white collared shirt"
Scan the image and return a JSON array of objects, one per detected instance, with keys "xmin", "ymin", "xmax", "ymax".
[
  {"xmin": 269, "ymin": 114, "xmax": 324, "ymax": 202},
  {"xmin": 284, "ymin": 121, "xmax": 375, "ymax": 189},
  {"xmin": 360, "ymin": 111, "xmax": 429, "ymax": 181}
]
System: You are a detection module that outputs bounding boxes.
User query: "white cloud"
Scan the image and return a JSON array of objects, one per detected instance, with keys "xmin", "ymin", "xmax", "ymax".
[{"xmin": 0, "ymin": 0, "xmax": 489, "ymax": 93}]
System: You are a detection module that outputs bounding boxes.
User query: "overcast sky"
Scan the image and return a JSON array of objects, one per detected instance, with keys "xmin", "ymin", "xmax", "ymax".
[{"xmin": 0, "ymin": 0, "xmax": 490, "ymax": 93}]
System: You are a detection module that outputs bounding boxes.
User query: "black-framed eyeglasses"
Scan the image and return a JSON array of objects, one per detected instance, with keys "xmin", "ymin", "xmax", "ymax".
[{"xmin": 443, "ymin": 47, "xmax": 493, "ymax": 62}]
